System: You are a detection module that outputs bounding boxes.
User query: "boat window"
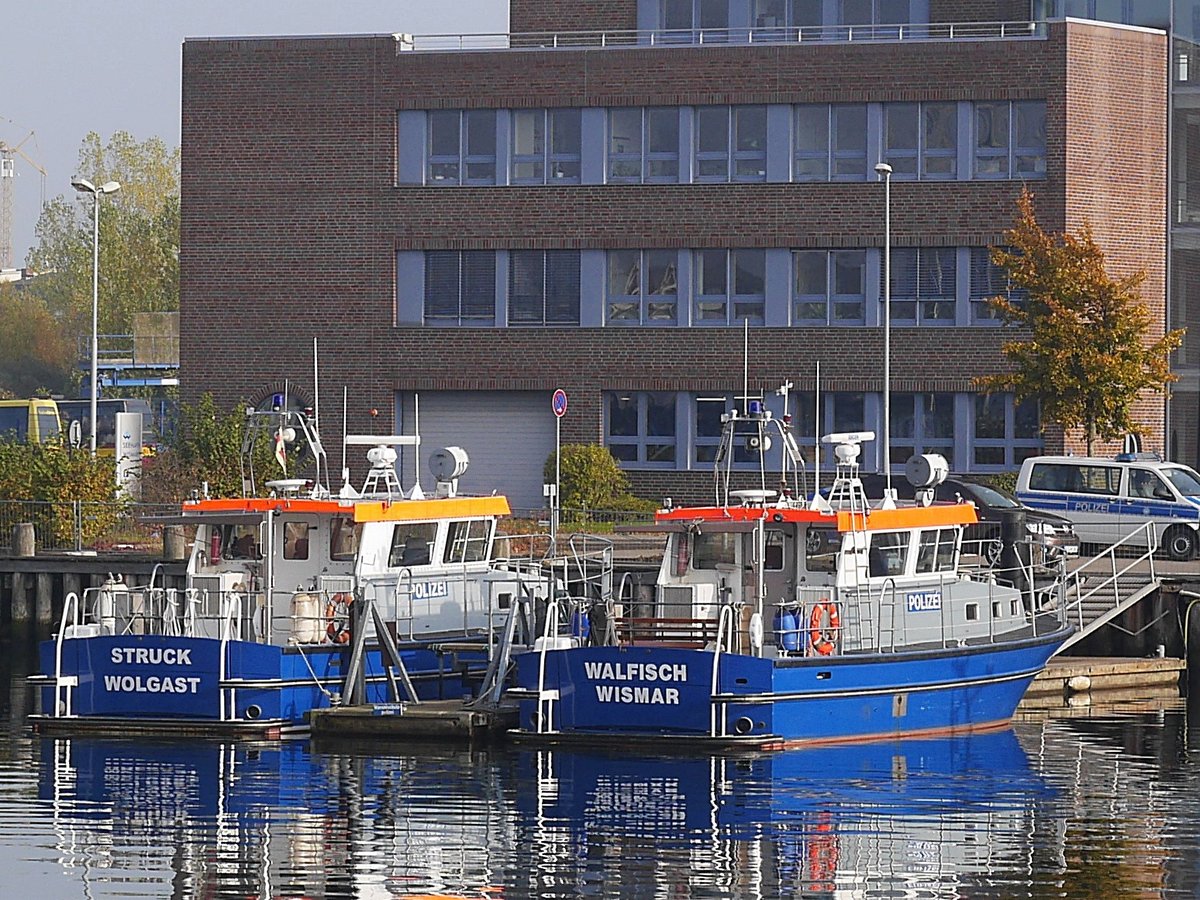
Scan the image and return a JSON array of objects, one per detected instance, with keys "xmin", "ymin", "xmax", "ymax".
[
  {"xmin": 390, "ymin": 522, "xmax": 437, "ymax": 567},
  {"xmin": 223, "ymin": 525, "xmax": 260, "ymax": 560},
  {"xmin": 283, "ymin": 522, "xmax": 310, "ymax": 560},
  {"xmin": 804, "ymin": 528, "xmax": 839, "ymax": 573},
  {"xmin": 693, "ymin": 532, "xmax": 737, "ymax": 568},
  {"xmin": 764, "ymin": 530, "xmax": 785, "ymax": 571},
  {"xmin": 444, "ymin": 519, "xmax": 491, "ymax": 564},
  {"xmin": 330, "ymin": 517, "xmax": 362, "ymax": 561},
  {"xmin": 868, "ymin": 532, "xmax": 908, "ymax": 578},
  {"xmin": 916, "ymin": 528, "xmax": 956, "ymax": 573}
]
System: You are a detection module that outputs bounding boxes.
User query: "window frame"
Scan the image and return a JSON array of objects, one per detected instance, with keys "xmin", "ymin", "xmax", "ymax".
[
  {"xmin": 605, "ymin": 391, "xmax": 679, "ymax": 468},
  {"xmin": 606, "ymin": 249, "xmax": 680, "ymax": 325},
  {"xmin": 424, "ymin": 250, "xmax": 497, "ymax": 326}
]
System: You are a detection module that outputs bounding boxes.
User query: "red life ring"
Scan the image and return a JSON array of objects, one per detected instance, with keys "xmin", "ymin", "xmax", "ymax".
[
  {"xmin": 325, "ymin": 592, "xmax": 352, "ymax": 644},
  {"xmin": 809, "ymin": 601, "xmax": 841, "ymax": 656},
  {"xmin": 807, "ymin": 815, "xmax": 839, "ymax": 891}
]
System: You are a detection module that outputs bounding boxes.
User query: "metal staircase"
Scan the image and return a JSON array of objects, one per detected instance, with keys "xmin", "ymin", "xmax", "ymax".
[{"xmin": 1054, "ymin": 522, "xmax": 1160, "ymax": 655}]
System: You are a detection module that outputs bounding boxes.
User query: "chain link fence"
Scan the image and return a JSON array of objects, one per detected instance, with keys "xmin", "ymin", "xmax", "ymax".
[{"xmin": 0, "ymin": 501, "xmax": 181, "ymax": 553}]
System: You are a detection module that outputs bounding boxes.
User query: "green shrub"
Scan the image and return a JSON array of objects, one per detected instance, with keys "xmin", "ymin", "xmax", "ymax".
[
  {"xmin": 544, "ymin": 444, "xmax": 657, "ymax": 527},
  {"xmin": 0, "ymin": 439, "xmax": 123, "ymax": 545}
]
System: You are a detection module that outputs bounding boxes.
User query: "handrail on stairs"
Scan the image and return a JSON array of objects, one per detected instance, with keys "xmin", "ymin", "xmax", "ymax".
[{"xmin": 1055, "ymin": 522, "xmax": 1160, "ymax": 655}]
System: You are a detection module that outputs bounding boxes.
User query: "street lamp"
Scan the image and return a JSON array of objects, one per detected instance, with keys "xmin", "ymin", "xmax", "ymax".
[
  {"xmin": 874, "ymin": 161, "xmax": 892, "ymax": 497},
  {"xmin": 71, "ymin": 176, "xmax": 121, "ymax": 457}
]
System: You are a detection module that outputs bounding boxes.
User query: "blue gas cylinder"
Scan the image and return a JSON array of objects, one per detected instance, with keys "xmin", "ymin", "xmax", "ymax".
[{"xmin": 773, "ymin": 607, "xmax": 800, "ymax": 652}]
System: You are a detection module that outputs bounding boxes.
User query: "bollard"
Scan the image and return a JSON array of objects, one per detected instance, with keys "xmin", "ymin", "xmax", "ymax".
[
  {"xmin": 36, "ymin": 572, "xmax": 53, "ymax": 625},
  {"xmin": 11, "ymin": 572, "xmax": 30, "ymax": 623},
  {"xmin": 163, "ymin": 525, "xmax": 187, "ymax": 561},
  {"xmin": 12, "ymin": 522, "xmax": 35, "ymax": 557},
  {"xmin": 996, "ymin": 507, "xmax": 1030, "ymax": 603}
]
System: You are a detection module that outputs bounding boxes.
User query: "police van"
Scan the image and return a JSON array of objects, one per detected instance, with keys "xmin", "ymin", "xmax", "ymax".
[{"xmin": 1015, "ymin": 453, "xmax": 1200, "ymax": 560}]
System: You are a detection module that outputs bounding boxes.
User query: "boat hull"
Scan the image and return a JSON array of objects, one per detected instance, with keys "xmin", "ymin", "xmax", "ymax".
[
  {"xmin": 513, "ymin": 629, "xmax": 1071, "ymax": 748},
  {"xmin": 32, "ymin": 633, "xmax": 487, "ymax": 737}
]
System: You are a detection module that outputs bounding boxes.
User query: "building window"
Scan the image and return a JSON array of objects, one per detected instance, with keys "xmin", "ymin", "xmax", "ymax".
[
  {"xmin": 839, "ymin": 0, "xmax": 910, "ymax": 24},
  {"xmin": 609, "ymin": 108, "xmax": 679, "ymax": 183},
  {"xmin": 424, "ymin": 251, "xmax": 496, "ymax": 325},
  {"xmin": 607, "ymin": 250, "xmax": 679, "ymax": 324},
  {"xmin": 508, "ymin": 250, "xmax": 581, "ymax": 325},
  {"xmin": 795, "ymin": 104, "xmax": 867, "ymax": 181},
  {"xmin": 974, "ymin": 101, "xmax": 1045, "ymax": 179},
  {"xmin": 695, "ymin": 249, "xmax": 765, "ymax": 324},
  {"xmin": 890, "ymin": 393, "xmax": 956, "ymax": 468},
  {"xmin": 427, "ymin": 110, "xmax": 497, "ymax": 185},
  {"xmin": 794, "ymin": 249, "xmax": 866, "ymax": 325},
  {"xmin": 511, "ymin": 109, "xmax": 581, "ymax": 184},
  {"xmin": 832, "ymin": 104, "xmax": 868, "ymax": 180},
  {"xmin": 973, "ymin": 395, "xmax": 1042, "ymax": 468},
  {"xmin": 883, "ymin": 102, "xmax": 957, "ymax": 180},
  {"xmin": 606, "ymin": 391, "xmax": 677, "ymax": 466},
  {"xmin": 969, "ymin": 246, "xmax": 1025, "ymax": 323},
  {"xmin": 886, "ymin": 247, "xmax": 957, "ymax": 325},
  {"xmin": 754, "ymin": 0, "xmax": 823, "ymax": 28},
  {"xmin": 660, "ymin": 0, "xmax": 729, "ymax": 35},
  {"xmin": 695, "ymin": 106, "xmax": 767, "ymax": 183}
]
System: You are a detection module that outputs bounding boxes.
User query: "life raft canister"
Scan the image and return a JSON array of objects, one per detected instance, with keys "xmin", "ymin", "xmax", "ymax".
[
  {"xmin": 325, "ymin": 592, "xmax": 354, "ymax": 644},
  {"xmin": 809, "ymin": 601, "xmax": 841, "ymax": 656}
]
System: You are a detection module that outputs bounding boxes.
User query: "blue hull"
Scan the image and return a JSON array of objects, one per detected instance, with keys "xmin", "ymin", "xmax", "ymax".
[
  {"xmin": 514, "ymin": 629, "xmax": 1070, "ymax": 747},
  {"xmin": 35, "ymin": 634, "xmax": 487, "ymax": 735}
]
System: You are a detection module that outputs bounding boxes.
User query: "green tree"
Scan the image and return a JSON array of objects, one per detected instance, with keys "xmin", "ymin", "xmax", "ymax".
[
  {"xmin": 544, "ymin": 444, "xmax": 656, "ymax": 528},
  {"xmin": 0, "ymin": 283, "xmax": 75, "ymax": 396},
  {"xmin": 975, "ymin": 189, "xmax": 1182, "ymax": 454},
  {"xmin": 141, "ymin": 394, "xmax": 286, "ymax": 501},
  {"xmin": 24, "ymin": 131, "xmax": 179, "ymax": 388}
]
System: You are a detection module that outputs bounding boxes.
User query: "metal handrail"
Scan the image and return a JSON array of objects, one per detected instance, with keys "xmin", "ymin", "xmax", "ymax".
[{"xmin": 400, "ymin": 21, "xmax": 1043, "ymax": 53}]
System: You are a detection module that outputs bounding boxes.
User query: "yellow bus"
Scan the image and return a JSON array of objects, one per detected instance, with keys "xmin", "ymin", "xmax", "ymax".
[{"xmin": 0, "ymin": 399, "xmax": 62, "ymax": 444}]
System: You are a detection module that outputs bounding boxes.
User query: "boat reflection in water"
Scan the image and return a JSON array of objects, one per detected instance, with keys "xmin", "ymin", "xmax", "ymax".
[{"xmin": 37, "ymin": 729, "xmax": 1053, "ymax": 897}]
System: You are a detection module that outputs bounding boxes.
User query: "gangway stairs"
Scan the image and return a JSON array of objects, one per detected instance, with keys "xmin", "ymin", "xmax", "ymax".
[{"xmin": 1054, "ymin": 522, "xmax": 1161, "ymax": 656}]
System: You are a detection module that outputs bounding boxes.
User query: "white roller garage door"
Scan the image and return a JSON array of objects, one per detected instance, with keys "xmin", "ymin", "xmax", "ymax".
[{"xmin": 396, "ymin": 392, "xmax": 557, "ymax": 513}]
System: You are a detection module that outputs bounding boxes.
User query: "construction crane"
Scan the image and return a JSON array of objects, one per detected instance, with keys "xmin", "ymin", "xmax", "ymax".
[{"xmin": 0, "ymin": 130, "xmax": 48, "ymax": 270}]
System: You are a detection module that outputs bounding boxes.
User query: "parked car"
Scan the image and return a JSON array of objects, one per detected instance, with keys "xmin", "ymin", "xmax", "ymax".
[{"xmin": 851, "ymin": 473, "xmax": 1081, "ymax": 563}]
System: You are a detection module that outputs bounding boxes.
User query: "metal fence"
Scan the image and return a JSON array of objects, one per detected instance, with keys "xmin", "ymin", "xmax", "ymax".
[{"xmin": 0, "ymin": 501, "xmax": 181, "ymax": 553}]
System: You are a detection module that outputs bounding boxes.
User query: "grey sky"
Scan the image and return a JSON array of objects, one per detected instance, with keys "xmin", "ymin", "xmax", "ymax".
[{"xmin": 1, "ymin": 0, "xmax": 507, "ymax": 269}]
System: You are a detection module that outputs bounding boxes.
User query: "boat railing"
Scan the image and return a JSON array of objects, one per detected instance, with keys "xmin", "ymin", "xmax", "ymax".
[
  {"xmin": 46, "ymin": 591, "xmax": 85, "ymax": 718},
  {"xmin": 709, "ymin": 604, "xmax": 739, "ymax": 738}
]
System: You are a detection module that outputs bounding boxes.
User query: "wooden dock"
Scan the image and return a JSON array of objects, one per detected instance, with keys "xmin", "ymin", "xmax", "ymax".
[
  {"xmin": 308, "ymin": 699, "xmax": 517, "ymax": 743},
  {"xmin": 1019, "ymin": 656, "xmax": 1186, "ymax": 709}
]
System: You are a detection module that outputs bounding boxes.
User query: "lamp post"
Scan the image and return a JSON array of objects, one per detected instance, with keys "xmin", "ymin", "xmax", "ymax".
[
  {"xmin": 71, "ymin": 176, "xmax": 121, "ymax": 457},
  {"xmin": 874, "ymin": 161, "xmax": 892, "ymax": 496}
]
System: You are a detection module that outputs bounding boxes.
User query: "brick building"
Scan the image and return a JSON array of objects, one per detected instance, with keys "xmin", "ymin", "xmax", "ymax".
[{"xmin": 180, "ymin": 1, "xmax": 1167, "ymax": 510}]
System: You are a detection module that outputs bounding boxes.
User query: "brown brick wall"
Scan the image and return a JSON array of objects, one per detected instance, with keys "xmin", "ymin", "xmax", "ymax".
[
  {"xmin": 511, "ymin": 1, "xmax": 638, "ymax": 34},
  {"xmin": 179, "ymin": 22, "xmax": 1168, "ymax": 472}
]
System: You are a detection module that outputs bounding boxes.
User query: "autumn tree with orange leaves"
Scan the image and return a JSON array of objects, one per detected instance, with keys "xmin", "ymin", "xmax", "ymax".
[{"xmin": 975, "ymin": 189, "xmax": 1182, "ymax": 455}]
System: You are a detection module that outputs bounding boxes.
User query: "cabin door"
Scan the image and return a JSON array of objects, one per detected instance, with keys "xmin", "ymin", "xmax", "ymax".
[{"xmin": 763, "ymin": 526, "xmax": 796, "ymax": 608}]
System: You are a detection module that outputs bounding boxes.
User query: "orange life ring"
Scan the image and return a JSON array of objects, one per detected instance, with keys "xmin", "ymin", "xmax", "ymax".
[
  {"xmin": 809, "ymin": 601, "xmax": 841, "ymax": 656},
  {"xmin": 325, "ymin": 592, "xmax": 352, "ymax": 644}
]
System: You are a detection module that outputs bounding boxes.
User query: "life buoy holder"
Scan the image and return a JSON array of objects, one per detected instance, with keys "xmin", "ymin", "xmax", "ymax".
[
  {"xmin": 325, "ymin": 592, "xmax": 353, "ymax": 644},
  {"xmin": 809, "ymin": 601, "xmax": 841, "ymax": 656}
]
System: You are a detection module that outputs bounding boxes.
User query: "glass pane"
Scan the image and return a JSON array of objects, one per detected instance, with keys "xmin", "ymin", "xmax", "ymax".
[
  {"xmin": 697, "ymin": 107, "xmax": 729, "ymax": 154},
  {"xmin": 513, "ymin": 160, "xmax": 543, "ymax": 181},
  {"xmin": 545, "ymin": 250, "xmax": 580, "ymax": 324},
  {"xmin": 735, "ymin": 106, "xmax": 767, "ymax": 151},
  {"xmin": 461, "ymin": 251, "xmax": 495, "ymax": 318},
  {"xmin": 550, "ymin": 109, "xmax": 581, "ymax": 155},
  {"xmin": 924, "ymin": 103, "xmax": 956, "ymax": 151},
  {"xmin": 647, "ymin": 300, "xmax": 676, "ymax": 320},
  {"xmin": 699, "ymin": 0, "xmax": 728, "ymax": 29},
  {"xmin": 511, "ymin": 110, "xmax": 544, "ymax": 156},
  {"xmin": 832, "ymin": 393, "xmax": 864, "ymax": 433},
  {"xmin": 696, "ymin": 397, "xmax": 727, "ymax": 437},
  {"xmin": 648, "ymin": 158, "xmax": 679, "ymax": 179},
  {"xmin": 647, "ymin": 392, "xmax": 676, "ymax": 436},
  {"xmin": 833, "ymin": 105, "xmax": 866, "ymax": 151},
  {"xmin": 424, "ymin": 251, "xmax": 459, "ymax": 319},
  {"xmin": 428, "ymin": 111, "xmax": 459, "ymax": 156},
  {"xmin": 794, "ymin": 0, "xmax": 822, "ymax": 26},
  {"xmin": 609, "ymin": 443, "xmax": 638, "ymax": 462},
  {"xmin": 975, "ymin": 394, "xmax": 1005, "ymax": 439},
  {"xmin": 833, "ymin": 250, "xmax": 865, "ymax": 294},
  {"xmin": 795, "ymin": 251, "xmax": 826, "ymax": 295},
  {"xmin": 647, "ymin": 250, "xmax": 677, "ymax": 295},
  {"xmin": 647, "ymin": 108, "xmax": 679, "ymax": 153},
  {"xmin": 797, "ymin": 301, "xmax": 827, "ymax": 320},
  {"xmin": 879, "ymin": 0, "xmax": 909, "ymax": 23},
  {"xmin": 1015, "ymin": 399, "xmax": 1040, "ymax": 439},
  {"xmin": 465, "ymin": 110, "xmax": 495, "ymax": 156},
  {"xmin": 610, "ymin": 108, "xmax": 642, "ymax": 154},
  {"xmin": 976, "ymin": 103, "xmax": 1008, "ymax": 150},
  {"xmin": 840, "ymin": 0, "xmax": 872, "ymax": 25},
  {"xmin": 754, "ymin": 0, "xmax": 786, "ymax": 27},
  {"xmin": 647, "ymin": 443, "xmax": 676, "ymax": 463},
  {"xmin": 608, "ymin": 301, "xmax": 639, "ymax": 321},
  {"xmin": 975, "ymin": 446, "xmax": 1006, "ymax": 466},
  {"xmin": 733, "ymin": 249, "xmax": 765, "ymax": 295},
  {"xmin": 608, "ymin": 394, "xmax": 638, "ymax": 436},
  {"xmin": 795, "ymin": 105, "xmax": 829, "ymax": 153},
  {"xmin": 920, "ymin": 248, "xmax": 957, "ymax": 297},
  {"xmin": 696, "ymin": 249, "xmax": 727, "ymax": 295},
  {"xmin": 508, "ymin": 250, "xmax": 543, "ymax": 323},
  {"xmin": 889, "ymin": 248, "xmax": 918, "ymax": 299},
  {"xmin": 891, "ymin": 394, "xmax": 916, "ymax": 440},
  {"xmin": 609, "ymin": 251, "xmax": 640, "ymax": 296},
  {"xmin": 924, "ymin": 393, "xmax": 955, "ymax": 439},
  {"xmin": 697, "ymin": 300, "xmax": 727, "ymax": 321},
  {"xmin": 886, "ymin": 104, "xmax": 919, "ymax": 152},
  {"xmin": 663, "ymin": 0, "xmax": 692, "ymax": 30}
]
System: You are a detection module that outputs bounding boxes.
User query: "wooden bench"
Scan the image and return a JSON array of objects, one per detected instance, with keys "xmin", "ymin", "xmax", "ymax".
[{"xmin": 614, "ymin": 616, "xmax": 719, "ymax": 647}]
